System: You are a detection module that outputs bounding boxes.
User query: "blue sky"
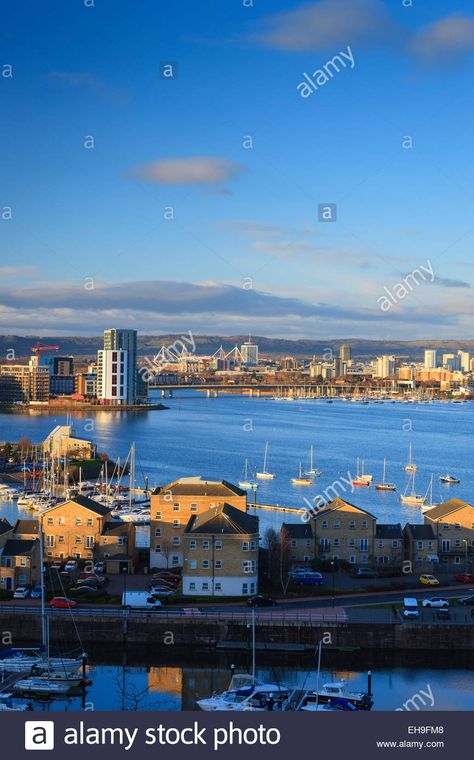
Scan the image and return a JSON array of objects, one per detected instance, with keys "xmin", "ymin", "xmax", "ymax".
[{"xmin": 1, "ymin": 0, "xmax": 474, "ymax": 338}]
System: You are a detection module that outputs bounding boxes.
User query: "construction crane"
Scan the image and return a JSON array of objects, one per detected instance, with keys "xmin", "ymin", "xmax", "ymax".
[{"xmin": 31, "ymin": 342, "xmax": 59, "ymax": 361}]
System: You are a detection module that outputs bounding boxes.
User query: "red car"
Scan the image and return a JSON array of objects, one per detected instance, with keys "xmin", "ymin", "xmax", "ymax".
[
  {"xmin": 454, "ymin": 573, "xmax": 474, "ymax": 584},
  {"xmin": 49, "ymin": 596, "xmax": 78, "ymax": 609}
]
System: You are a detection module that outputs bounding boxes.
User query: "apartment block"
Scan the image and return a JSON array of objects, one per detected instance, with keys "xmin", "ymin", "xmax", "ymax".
[
  {"xmin": 423, "ymin": 498, "xmax": 474, "ymax": 572},
  {"xmin": 182, "ymin": 503, "xmax": 259, "ymax": 597},
  {"xmin": 150, "ymin": 476, "xmax": 247, "ymax": 569},
  {"xmin": 313, "ymin": 498, "xmax": 376, "ymax": 565},
  {"xmin": 374, "ymin": 524, "xmax": 404, "ymax": 567},
  {"xmin": 0, "ymin": 538, "xmax": 41, "ymax": 590},
  {"xmin": 0, "ymin": 364, "xmax": 49, "ymax": 403},
  {"xmin": 403, "ymin": 523, "xmax": 438, "ymax": 571},
  {"xmin": 281, "ymin": 522, "xmax": 314, "ymax": 565}
]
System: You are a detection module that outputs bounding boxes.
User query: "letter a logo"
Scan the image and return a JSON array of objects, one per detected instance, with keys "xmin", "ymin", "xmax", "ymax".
[{"xmin": 25, "ymin": 721, "xmax": 55, "ymax": 750}]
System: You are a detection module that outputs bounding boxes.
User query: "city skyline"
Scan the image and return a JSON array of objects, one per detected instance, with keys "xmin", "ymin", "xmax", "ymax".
[{"xmin": 2, "ymin": 0, "xmax": 474, "ymax": 338}]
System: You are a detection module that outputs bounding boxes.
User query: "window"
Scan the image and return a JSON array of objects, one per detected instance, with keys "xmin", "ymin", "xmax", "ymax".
[
  {"xmin": 202, "ymin": 560, "xmax": 209, "ymax": 569},
  {"xmin": 154, "ymin": 528, "xmax": 162, "ymax": 537},
  {"xmin": 215, "ymin": 540, "xmax": 222, "ymax": 551},
  {"xmin": 190, "ymin": 503, "xmax": 198, "ymax": 512},
  {"xmin": 291, "ymin": 540, "xmax": 296, "ymax": 548},
  {"xmin": 188, "ymin": 559, "xmax": 196, "ymax": 570},
  {"xmin": 87, "ymin": 518, "xmax": 93, "ymax": 527},
  {"xmin": 392, "ymin": 540, "xmax": 399, "ymax": 548},
  {"xmin": 443, "ymin": 524, "xmax": 449, "ymax": 530},
  {"xmin": 47, "ymin": 517, "xmax": 54, "ymax": 526},
  {"xmin": 250, "ymin": 582, "xmax": 255, "ymax": 594},
  {"xmin": 455, "ymin": 539, "xmax": 461, "ymax": 547},
  {"xmin": 303, "ymin": 555, "xmax": 310, "ymax": 562},
  {"xmin": 378, "ymin": 540, "xmax": 384, "ymax": 548},
  {"xmin": 103, "ymin": 537, "xmax": 108, "ymax": 545},
  {"xmin": 349, "ymin": 521, "xmax": 356, "ymax": 529},
  {"xmin": 215, "ymin": 582, "xmax": 222, "ymax": 592},
  {"xmin": 155, "ymin": 511, "xmax": 162, "ymax": 520},
  {"xmin": 360, "ymin": 538, "xmax": 368, "ymax": 551},
  {"xmin": 118, "ymin": 537, "xmax": 126, "ymax": 546},
  {"xmin": 428, "ymin": 541, "xmax": 433, "ymax": 549},
  {"xmin": 154, "ymin": 544, "xmax": 161, "ymax": 553},
  {"xmin": 189, "ymin": 582, "xmax": 196, "ymax": 591},
  {"xmin": 75, "ymin": 535, "xmax": 82, "ymax": 544},
  {"xmin": 19, "ymin": 557, "xmax": 27, "ymax": 567},
  {"xmin": 45, "ymin": 535, "xmax": 55, "ymax": 548},
  {"xmin": 59, "ymin": 516, "xmax": 65, "ymax": 525},
  {"xmin": 361, "ymin": 520, "xmax": 368, "ymax": 529},
  {"xmin": 58, "ymin": 535, "xmax": 65, "ymax": 544},
  {"xmin": 85, "ymin": 536, "xmax": 94, "ymax": 548},
  {"xmin": 305, "ymin": 540, "xmax": 311, "ymax": 547},
  {"xmin": 18, "ymin": 574, "xmax": 26, "ymax": 585},
  {"xmin": 321, "ymin": 521, "xmax": 328, "ymax": 529},
  {"xmin": 333, "ymin": 520, "xmax": 340, "ymax": 529},
  {"xmin": 416, "ymin": 540, "xmax": 423, "ymax": 550},
  {"xmin": 76, "ymin": 518, "xmax": 82, "ymax": 526},
  {"xmin": 215, "ymin": 560, "xmax": 222, "ymax": 569},
  {"xmin": 349, "ymin": 555, "xmax": 356, "ymax": 564},
  {"xmin": 454, "ymin": 556, "xmax": 461, "ymax": 565},
  {"xmin": 173, "ymin": 520, "xmax": 180, "ymax": 528},
  {"xmin": 242, "ymin": 541, "xmax": 249, "ymax": 552},
  {"xmin": 320, "ymin": 538, "xmax": 329, "ymax": 550},
  {"xmin": 250, "ymin": 540, "xmax": 257, "ymax": 551},
  {"xmin": 455, "ymin": 523, "xmax": 461, "ymax": 530},
  {"xmin": 333, "ymin": 538, "xmax": 339, "ymax": 547},
  {"xmin": 202, "ymin": 582, "xmax": 209, "ymax": 591},
  {"xmin": 202, "ymin": 540, "xmax": 209, "ymax": 550},
  {"xmin": 173, "ymin": 504, "xmax": 180, "ymax": 512},
  {"xmin": 242, "ymin": 560, "xmax": 256, "ymax": 573},
  {"xmin": 242, "ymin": 583, "xmax": 248, "ymax": 595},
  {"xmin": 189, "ymin": 540, "xmax": 197, "ymax": 550},
  {"xmin": 349, "ymin": 537, "xmax": 355, "ymax": 547},
  {"xmin": 172, "ymin": 537, "xmax": 180, "ymax": 546},
  {"xmin": 171, "ymin": 556, "xmax": 179, "ymax": 566}
]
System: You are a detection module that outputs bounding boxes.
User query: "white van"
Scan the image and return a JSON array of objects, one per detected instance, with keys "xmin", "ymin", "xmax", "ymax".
[
  {"xmin": 122, "ymin": 591, "xmax": 162, "ymax": 610},
  {"xmin": 403, "ymin": 597, "xmax": 419, "ymax": 618}
]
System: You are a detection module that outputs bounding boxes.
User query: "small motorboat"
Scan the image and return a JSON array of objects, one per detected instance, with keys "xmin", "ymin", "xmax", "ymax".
[
  {"xmin": 197, "ymin": 674, "xmax": 289, "ymax": 712},
  {"xmin": 300, "ymin": 681, "xmax": 373, "ymax": 711},
  {"xmin": 439, "ymin": 474, "xmax": 460, "ymax": 484}
]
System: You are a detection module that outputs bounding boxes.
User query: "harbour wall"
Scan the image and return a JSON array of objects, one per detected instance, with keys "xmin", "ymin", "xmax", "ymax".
[{"xmin": 1, "ymin": 611, "xmax": 473, "ymax": 651}]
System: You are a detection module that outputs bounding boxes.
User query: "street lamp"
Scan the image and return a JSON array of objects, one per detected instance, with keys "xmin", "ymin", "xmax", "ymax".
[
  {"xmin": 463, "ymin": 539, "xmax": 468, "ymax": 574},
  {"xmin": 330, "ymin": 559, "xmax": 337, "ymax": 607}
]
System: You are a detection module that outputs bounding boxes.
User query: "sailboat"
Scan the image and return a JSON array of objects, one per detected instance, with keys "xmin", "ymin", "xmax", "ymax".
[
  {"xmin": 291, "ymin": 463, "xmax": 313, "ymax": 486},
  {"xmin": 375, "ymin": 458, "xmax": 396, "ymax": 491},
  {"xmin": 352, "ymin": 458, "xmax": 372, "ymax": 487},
  {"xmin": 403, "ymin": 443, "xmax": 417, "ymax": 472},
  {"xmin": 400, "ymin": 471, "xmax": 426, "ymax": 505},
  {"xmin": 256, "ymin": 443, "xmax": 276, "ymax": 479},
  {"xmin": 305, "ymin": 445, "xmax": 322, "ymax": 477},
  {"xmin": 0, "ymin": 524, "xmax": 84, "ymax": 681},
  {"xmin": 421, "ymin": 476, "xmax": 438, "ymax": 513},
  {"xmin": 238, "ymin": 459, "xmax": 258, "ymax": 491},
  {"xmin": 197, "ymin": 608, "xmax": 289, "ymax": 711}
]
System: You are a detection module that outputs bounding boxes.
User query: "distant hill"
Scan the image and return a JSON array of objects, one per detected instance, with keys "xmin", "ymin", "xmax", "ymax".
[{"xmin": 1, "ymin": 334, "xmax": 473, "ymax": 361}]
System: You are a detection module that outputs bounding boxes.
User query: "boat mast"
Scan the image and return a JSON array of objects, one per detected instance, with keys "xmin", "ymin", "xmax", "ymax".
[
  {"xmin": 39, "ymin": 519, "xmax": 47, "ymax": 661},
  {"xmin": 251, "ymin": 606, "xmax": 256, "ymax": 683}
]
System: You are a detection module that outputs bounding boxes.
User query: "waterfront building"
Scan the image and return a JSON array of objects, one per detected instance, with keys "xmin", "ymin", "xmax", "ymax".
[
  {"xmin": 240, "ymin": 339, "xmax": 259, "ymax": 367},
  {"xmin": 43, "ymin": 424, "xmax": 97, "ymax": 460},
  {"xmin": 0, "ymin": 363, "xmax": 49, "ymax": 403},
  {"xmin": 101, "ymin": 328, "xmax": 138, "ymax": 404},
  {"xmin": 182, "ymin": 503, "xmax": 259, "ymax": 597},
  {"xmin": 374, "ymin": 524, "xmax": 403, "ymax": 568},
  {"xmin": 150, "ymin": 477, "xmax": 247, "ymax": 569},
  {"xmin": 281, "ymin": 522, "xmax": 314, "ymax": 565},
  {"xmin": 41, "ymin": 495, "xmax": 135, "ymax": 573},
  {"xmin": 457, "ymin": 350, "xmax": 471, "ymax": 373},
  {"xmin": 375, "ymin": 355, "xmax": 395, "ymax": 378},
  {"xmin": 0, "ymin": 537, "xmax": 41, "ymax": 591},
  {"xmin": 75, "ymin": 371, "xmax": 97, "ymax": 397},
  {"xmin": 423, "ymin": 498, "xmax": 474, "ymax": 572},
  {"xmin": 403, "ymin": 524, "xmax": 438, "ymax": 571},
  {"xmin": 97, "ymin": 348, "xmax": 129, "ymax": 405},
  {"xmin": 312, "ymin": 498, "xmax": 376, "ymax": 565},
  {"xmin": 424, "ymin": 349, "xmax": 437, "ymax": 369}
]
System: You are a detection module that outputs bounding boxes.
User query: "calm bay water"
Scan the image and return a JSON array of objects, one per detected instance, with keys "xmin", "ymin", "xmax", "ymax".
[
  {"xmin": 1, "ymin": 393, "xmax": 473, "ymax": 711},
  {"xmin": 1, "ymin": 392, "xmax": 473, "ymax": 532}
]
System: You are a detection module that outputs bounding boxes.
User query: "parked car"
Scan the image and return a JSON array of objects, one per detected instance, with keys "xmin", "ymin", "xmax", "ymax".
[
  {"xmin": 247, "ymin": 594, "xmax": 277, "ymax": 607},
  {"xmin": 64, "ymin": 560, "xmax": 78, "ymax": 572},
  {"xmin": 421, "ymin": 597, "xmax": 449, "ymax": 608},
  {"xmin": 291, "ymin": 572, "xmax": 323, "ymax": 586},
  {"xmin": 49, "ymin": 596, "xmax": 78, "ymax": 609},
  {"xmin": 13, "ymin": 586, "xmax": 30, "ymax": 599},
  {"xmin": 149, "ymin": 585, "xmax": 174, "ymax": 598},
  {"xmin": 420, "ymin": 574, "xmax": 439, "ymax": 586},
  {"xmin": 93, "ymin": 562, "xmax": 106, "ymax": 575},
  {"xmin": 454, "ymin": 573, "xmax": 474, "ymax": 584},
  {"xmin": 30, "ymin": 586, "xmax": 42, "ymax": 599},
  {"xmin": 151, "ymin": 572, "xmax": 180, "ymax": 586},
  {"xmin": 458, "ymin": 595, "xmax": 474, "ymax": 606},
  {"xmin": 356, "ymin": 568, "xmax": 379, "ymax": 578}
]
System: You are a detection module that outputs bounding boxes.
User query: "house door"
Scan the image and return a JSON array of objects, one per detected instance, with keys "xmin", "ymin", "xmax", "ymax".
[{"xmin": 5, "ymin": 578, "xmax": 12, "ymax": 591}]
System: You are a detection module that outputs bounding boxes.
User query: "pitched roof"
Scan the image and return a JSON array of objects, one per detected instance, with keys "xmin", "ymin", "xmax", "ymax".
[
  {"xmin": 281, "ymin": 522, "xmax": 313, "ymax": 539},
  {"xmin": 315, "ymin": 497, "xmax": 376, "ymax": 520},
  {"xmin": 404, "ymin": 523, "xmax": 436, "ymax": 540},
  {"xmin": 154, "ymin": 477, "xmax": 245, "ymax": 498},
  {"xmin": 422, "ymin": 498, "xmax": 474, "ymax": 521},
  {"xmin": 2, "ymin": 539, "xmax": 37, "ymax": 556},
  {"xmin": 101, "ymin": 521, "xmax": 131, "ymax": 535},
  {"xmin": 184, "ymin": 503, "xmax": 258, "ymax": 535},
  {"xmin": 45, "ymin": 495, "xmax": 111, "ymax": 517},
  {"xmin": 13, "ymin": 519, "xmax": 39, "ymax": 535},
  {"xmin": 376, "ymin": 523, "xmax": 403, "ymax": 539},
  {"xmin": 0, "ymin": 518, "xmax": 12, "ymax": 536}
]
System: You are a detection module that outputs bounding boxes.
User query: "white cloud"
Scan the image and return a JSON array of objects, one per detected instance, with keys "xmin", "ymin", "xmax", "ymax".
[
  {"xmin": 127, "ymin": 157, "xmax": 246, "ymax": 185},
  {"xmin": 410, "ymin": 14, "xmax": 474, "ymax": 63}
]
